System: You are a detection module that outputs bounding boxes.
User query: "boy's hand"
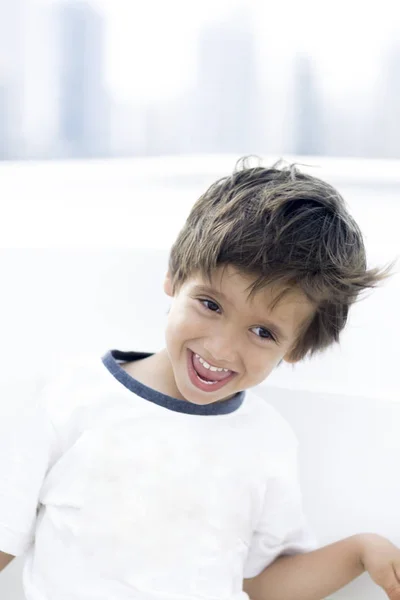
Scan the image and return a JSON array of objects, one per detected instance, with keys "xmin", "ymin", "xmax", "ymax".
[
  {"xmin": 243, "ymin": 534, "xmax": 400, "ymax": 600},
  {"xmin": 359, "ymin": 534, "xmax": 400, "ymax": 599}
]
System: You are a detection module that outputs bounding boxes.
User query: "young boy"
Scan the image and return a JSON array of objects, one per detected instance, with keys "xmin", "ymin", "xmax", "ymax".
[{"xmin": 0, "ymin": 158, "xmax": 399, "ymax": 600}]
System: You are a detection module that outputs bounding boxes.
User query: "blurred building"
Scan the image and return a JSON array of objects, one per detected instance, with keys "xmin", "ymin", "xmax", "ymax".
[
  {"xmin": 0, "ymin": 84, "xmax": 11, "ymax": 159},
  {"xmin": 0, "ymin": 0, "xmax": 26, "ymax": 159},
  {"xmin": 290, "ymin": 54, "xmax": 325, "ymax": 156},
  {"xmin": 371, "ymin": 44, "xmax": 400, "ymax": 158},
  {"xmin": 56, "ymin": 0, "xmax": 110, "ymax": 157},
  {"xmin": 174, "ymin": 8, "xmax": 262, "ymax": 155}
]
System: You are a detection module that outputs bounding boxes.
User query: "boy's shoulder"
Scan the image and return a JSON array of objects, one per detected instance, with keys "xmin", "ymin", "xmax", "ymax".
[
  {"xmin": 243, "ymin": 388, "xmax": 299, "ymax": 454},
  {"xmin": 36, "ymin": 351, "xmax": 108, "ymax": 425}
]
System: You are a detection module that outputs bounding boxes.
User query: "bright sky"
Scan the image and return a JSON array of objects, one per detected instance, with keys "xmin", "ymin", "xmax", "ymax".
[{"xmin": 87, "ymin": 0, "xmax": 399, "ymax": 103}]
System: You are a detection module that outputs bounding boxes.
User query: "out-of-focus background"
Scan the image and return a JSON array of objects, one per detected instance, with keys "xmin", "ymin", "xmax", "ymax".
[
  {"xmin": 1, "ymin": 0, "xmax": 400, "ymax": 160},
  {"xmin": 0, "ymin": 2, "xmax": 400, "ymax": 600}
]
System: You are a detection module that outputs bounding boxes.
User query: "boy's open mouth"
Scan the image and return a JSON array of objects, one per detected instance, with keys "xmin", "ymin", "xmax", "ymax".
[{"xmin": 187, "ymin": 349, "xmax": 236, "ymax": 393}]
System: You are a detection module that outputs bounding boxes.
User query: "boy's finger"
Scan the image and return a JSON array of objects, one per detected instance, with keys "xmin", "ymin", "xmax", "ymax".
[
  {"xmin": 386, "ymin": 588, "xmax": 400, "ymax": 600},
  {"xmin": 384, "ymin": 562, "xmax": 400, "ymax": 599}
]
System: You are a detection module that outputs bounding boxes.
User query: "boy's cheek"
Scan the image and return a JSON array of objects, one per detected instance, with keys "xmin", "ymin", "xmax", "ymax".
[
  {"xmin": 248, "ymin": 354, "xmax": 282, "ymax": 383},
  {"xmin": 167, "ymin": 307, "xmax": 206, "ymax": 337}
]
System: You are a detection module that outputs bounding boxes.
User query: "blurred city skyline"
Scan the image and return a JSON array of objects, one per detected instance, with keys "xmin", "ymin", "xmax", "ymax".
[{"xmin": 1, "ymin": 0, "xmax": 400, "ymax": 160}]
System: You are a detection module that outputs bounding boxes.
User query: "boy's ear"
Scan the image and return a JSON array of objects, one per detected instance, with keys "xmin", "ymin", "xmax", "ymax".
[
  {"xmin": 282, "ymin": 352, "xmax": 300, "ymax": 365},
  {"xmin": 163, "ymin": 271, "xmax": 174, "ymax": 297}
]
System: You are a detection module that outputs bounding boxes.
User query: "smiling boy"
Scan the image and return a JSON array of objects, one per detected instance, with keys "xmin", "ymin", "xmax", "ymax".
[{"xmin": 1, "ymin": 158, "xmax": 399, "ymax": 600}]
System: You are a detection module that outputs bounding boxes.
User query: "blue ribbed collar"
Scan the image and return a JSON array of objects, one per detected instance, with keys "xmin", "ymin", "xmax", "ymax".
[{"xmin": 101, "ymin": 349, "xmax": 245, "ymax": 416}]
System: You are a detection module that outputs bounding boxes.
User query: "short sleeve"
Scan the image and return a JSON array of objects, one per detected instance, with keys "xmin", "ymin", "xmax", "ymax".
[
  {"xmin": 0, "ymin": 378, "xmax": 58, "ymax": 556},
  {"xmin": 243, "ymin": 436, "xmax": 318, "ymax": 578}
]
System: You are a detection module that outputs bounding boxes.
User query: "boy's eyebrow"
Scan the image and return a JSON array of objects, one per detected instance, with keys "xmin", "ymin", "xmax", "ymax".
[
  {"xmin": 192, "ymin": 285, "xmax": 228, "ymax": 301},
  {"xmin": 192, "ymin": 285, "xmax": 289, "ymax": 342}
]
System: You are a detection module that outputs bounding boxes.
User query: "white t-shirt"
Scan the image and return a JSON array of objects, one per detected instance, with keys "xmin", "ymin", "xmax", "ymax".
[{"xmin": 0, "ymin": 349, "xmax": 317, "ymax": 600}]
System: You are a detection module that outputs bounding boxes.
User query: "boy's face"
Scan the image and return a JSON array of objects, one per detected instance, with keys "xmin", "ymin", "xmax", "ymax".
[{"xmin": 163, "ymin": 266, "xmax": 315, "ymax": 405}]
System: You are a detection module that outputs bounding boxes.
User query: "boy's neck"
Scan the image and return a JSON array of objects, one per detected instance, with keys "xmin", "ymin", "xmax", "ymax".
[{"xmin": 121, "ymin": 349, "xmax": 185, "ymax": 400}]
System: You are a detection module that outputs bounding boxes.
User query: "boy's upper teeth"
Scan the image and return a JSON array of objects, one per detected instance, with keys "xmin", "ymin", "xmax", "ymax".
[{"xmin": 195, "ymin": 353, "xmax": 229, "ymax": 372}]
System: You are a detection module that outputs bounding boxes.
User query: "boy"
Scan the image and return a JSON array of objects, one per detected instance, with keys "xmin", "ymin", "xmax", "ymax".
[{"xmin": 0, "ymin": 157, "xmax": 399, "ymax": 600}]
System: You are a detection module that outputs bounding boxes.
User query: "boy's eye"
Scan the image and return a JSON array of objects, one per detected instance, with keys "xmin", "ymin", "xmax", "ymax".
[
  {"xmin": 251, "ymin": 326, "xmax": 275, "ymax": 341},
  {"xmin": 199, "ymin": 299, "xmax": 220, "ymax": 313}
]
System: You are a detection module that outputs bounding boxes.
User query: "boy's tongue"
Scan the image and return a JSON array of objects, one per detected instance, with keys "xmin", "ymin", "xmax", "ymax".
[{"xmin": 192, "ymin": 352, "xmax": 232, "ymax": 382}]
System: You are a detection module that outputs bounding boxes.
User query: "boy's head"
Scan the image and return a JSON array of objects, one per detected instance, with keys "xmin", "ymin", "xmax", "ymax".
[{"xmin": 163, "ymin": 157, "xmax": 392, "ymax": 404}]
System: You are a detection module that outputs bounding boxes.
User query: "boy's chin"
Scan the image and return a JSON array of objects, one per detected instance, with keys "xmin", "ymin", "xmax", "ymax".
[{"xmin": 180, "ymin": 384, "xmax": 236, "ymax": 406}]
